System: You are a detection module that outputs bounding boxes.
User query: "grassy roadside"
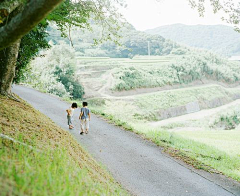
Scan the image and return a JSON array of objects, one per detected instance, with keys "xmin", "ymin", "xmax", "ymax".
[
  {"xmin": 89, "ymin": 106, "xmax": 240, "ymax": 182},
  {"xmin": 0, "ymin": 95, "xmax": 128, "ymax": 196}
]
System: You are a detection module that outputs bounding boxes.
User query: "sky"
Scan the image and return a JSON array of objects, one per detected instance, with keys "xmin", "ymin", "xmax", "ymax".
[{"xmin": 120, "ymin": 0, "xmax": 230, "ymax": 31}]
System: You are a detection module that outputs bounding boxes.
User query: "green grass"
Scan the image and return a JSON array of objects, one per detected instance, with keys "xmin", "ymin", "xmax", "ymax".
[
  {"xmin": 177, "ymin": 130, "xmax": 240, "ymax": 156},
  {"xmin": 0, "ymin": 95, "xmax": 127, "ymax": 195},
  {"xmin": 146, "ymin": 130, "xmax": 240, "ymax": 181}
]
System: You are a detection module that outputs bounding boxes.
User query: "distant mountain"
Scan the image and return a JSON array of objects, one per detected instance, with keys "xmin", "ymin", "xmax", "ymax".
[{"xmin": 145, "ymin": 24, "xmax": 240, "ymax": 57}]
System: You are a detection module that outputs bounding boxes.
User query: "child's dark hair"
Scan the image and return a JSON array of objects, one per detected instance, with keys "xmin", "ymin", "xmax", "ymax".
[
  {"xmin": 72, "ymin": 102, "xmax": 78, "ymax": 108},
  {"xmin": 83, "ymin": 102, "xmax": 88, "ymax": 107}
]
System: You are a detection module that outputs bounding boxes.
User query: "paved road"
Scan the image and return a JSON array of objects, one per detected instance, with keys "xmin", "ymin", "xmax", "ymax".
[{"xmin": 13, "ymin": 85, "xmax": 240, "ymax": 196}]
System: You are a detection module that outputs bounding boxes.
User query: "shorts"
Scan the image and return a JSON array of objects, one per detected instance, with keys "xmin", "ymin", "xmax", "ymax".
[
  {"xmin": 67, "ymin": 115, "xmax": 73, "ymax": 125},
  {"xmin": 81, "ymin": 118, "xmax": 89, "ymax": 130}
]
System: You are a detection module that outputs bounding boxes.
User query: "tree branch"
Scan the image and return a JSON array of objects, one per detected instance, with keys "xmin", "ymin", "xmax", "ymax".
[
  {"xmin": 0, "ymin": 0, "xmax": 24, "ymax": 18},
  {"xmin": 0, "ymin": 0, "xmax": 64, "ymax": 50}
]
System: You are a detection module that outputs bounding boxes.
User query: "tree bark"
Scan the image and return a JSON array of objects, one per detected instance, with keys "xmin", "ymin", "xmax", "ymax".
[
  {"xmin": 0, "ymin": 39, "xmax": 21, "ymax": 95},
  {"xmin": 0, "ymin": 0, "xmax": 64, "ymax": 50},
  {"xmin": 0, "ymin": 0, "xmax": 24, "ymax": 18}
]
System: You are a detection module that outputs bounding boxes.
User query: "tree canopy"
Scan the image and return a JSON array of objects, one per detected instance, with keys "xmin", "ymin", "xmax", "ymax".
[
  {"xmin": 0, "ymin": 0, "xmax": 125, "ymax": 51},
  {"xmin": 188, "ymin": 0, "xmax": 240, "ymax": 31}
]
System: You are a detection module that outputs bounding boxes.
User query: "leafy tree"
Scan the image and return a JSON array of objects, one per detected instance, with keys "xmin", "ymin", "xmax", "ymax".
[{"xmin": 14, "ymin": 22, "xmax": 50, "ymax": 83}]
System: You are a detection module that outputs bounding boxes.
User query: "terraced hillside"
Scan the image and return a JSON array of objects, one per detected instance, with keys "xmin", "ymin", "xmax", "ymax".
[{"xmin": 76, "ymin": 53, "xmax": 240, "ymax": 98}]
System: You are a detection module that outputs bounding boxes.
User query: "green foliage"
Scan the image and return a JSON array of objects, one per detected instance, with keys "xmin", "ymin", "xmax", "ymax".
[
  {"xmin": 112, "ymin": 52, "xmax": 240, "ymax": 91},
  {"xmin": 211, "ymin": 108, "xmax": 240, "ymax": 130},
  {"xmin": 47, "ymin": 0, "xmax": 92, "ymax": 38},
  {"xmin": 24, "ymin": 42, "xmax": 84, "ymax": 99},
  {"xmin": 55, "ymin": 67, "xmax": 84, "ymax": 99},
  {"xmin": 14, "ymin": 22, "xmax": 50, "ymax": 83}
]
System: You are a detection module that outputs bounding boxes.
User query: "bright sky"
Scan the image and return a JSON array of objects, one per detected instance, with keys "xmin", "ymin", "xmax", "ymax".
[{"xmin": 120, "ymin": 0, "xmax": 230, "ymax": 31}]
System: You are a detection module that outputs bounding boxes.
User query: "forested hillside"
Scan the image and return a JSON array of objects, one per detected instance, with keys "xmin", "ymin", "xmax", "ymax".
[
  {"xmin": 47, "ymin": 23, "xmax": 190, "ymax": 58},
  {"xmin": 145, "ymin": 24, "xmax": 240, "ymax": 57}
]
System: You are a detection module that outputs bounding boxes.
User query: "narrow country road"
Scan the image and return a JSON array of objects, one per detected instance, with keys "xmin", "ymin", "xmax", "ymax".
[{"xmin": 13, "ymin": 85, "xmax": 240, "ymax": 196}]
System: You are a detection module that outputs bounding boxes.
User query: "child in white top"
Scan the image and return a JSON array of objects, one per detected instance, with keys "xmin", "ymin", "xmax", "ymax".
[{"xmin": 66, "ymin": 102, "xmax": 78, "ymax": 129}]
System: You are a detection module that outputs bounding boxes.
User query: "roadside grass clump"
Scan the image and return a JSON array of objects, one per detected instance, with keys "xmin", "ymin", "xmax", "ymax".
[
  {"xmin": 0, "ymin": 95, "xmax": 127, "ymax": 196},
  {"xmin": 211, "ymin": 109, "xmax": 240, "ymax": 130}
]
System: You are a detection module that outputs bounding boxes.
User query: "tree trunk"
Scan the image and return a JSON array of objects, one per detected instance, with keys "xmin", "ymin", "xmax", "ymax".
[
  {"xmin": 0, "ymin": 39, "xmax": 21, "ymax": 95},
  {"xmin": 0, "ymin": 0, "xmax": 64, "ymax": 50}
]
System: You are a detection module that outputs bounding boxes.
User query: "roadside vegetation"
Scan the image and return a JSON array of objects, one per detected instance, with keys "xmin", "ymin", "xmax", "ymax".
[{"xmin": 0, "ymin": 95, "xmax": 127, "ymax": 195}]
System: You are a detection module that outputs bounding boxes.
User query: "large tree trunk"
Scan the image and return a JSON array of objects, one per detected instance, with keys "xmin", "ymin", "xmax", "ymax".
[
  {"xmin": 0, "ymin": 0, "xmax": 64, "ymax": 50},
  {"xmin": 0, "ymin": 39, "xmax": 21, "ymax": 95}
]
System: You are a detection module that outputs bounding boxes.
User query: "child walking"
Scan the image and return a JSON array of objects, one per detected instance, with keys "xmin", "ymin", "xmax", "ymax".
[
  {"xmin": 66, "ymin": 102, "xmax": 78, "ymax": 129},
  {"xmin": 79, "ymin": 102, "xmax": 91, "ymax": 134}
]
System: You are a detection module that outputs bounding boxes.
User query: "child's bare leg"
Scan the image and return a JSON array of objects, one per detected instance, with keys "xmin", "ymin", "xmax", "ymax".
[{"xmin": 80, "ymin": 123, "xmax": 84, "ymax": 134}]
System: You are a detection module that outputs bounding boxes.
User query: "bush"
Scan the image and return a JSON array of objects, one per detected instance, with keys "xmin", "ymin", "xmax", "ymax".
[{"xmin": 211, "ymin": 110, "xmax": 240, "ymax": 130}]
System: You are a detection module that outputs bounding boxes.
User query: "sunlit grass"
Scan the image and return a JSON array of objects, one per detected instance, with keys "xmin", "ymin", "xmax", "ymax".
[{"xmin": 177, "ymin": 130, "xmax": 240, "ymax": 156}]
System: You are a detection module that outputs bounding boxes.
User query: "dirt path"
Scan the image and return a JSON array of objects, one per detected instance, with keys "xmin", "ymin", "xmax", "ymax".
[{"xmin": 13, "ymin": 85, "xmax": 240, "ymax": 196}]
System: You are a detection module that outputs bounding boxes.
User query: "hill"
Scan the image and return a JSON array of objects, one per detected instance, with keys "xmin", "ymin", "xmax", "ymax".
[
  {"xmin": 47, "ymin": 22, "xmax": 190, "ymax": 58},
  {"xmin": 145, "ymin": 24, "xmax": 240, "ymax": 57},
  {"xmin": 0, "ymin": 95, "xmax": 127, "ymax": 195}
]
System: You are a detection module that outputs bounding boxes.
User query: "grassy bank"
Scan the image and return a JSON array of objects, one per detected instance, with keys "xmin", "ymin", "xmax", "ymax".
[{"xmin": 0, "ymin": 95, "xmax": 127, "ymax": 196}]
